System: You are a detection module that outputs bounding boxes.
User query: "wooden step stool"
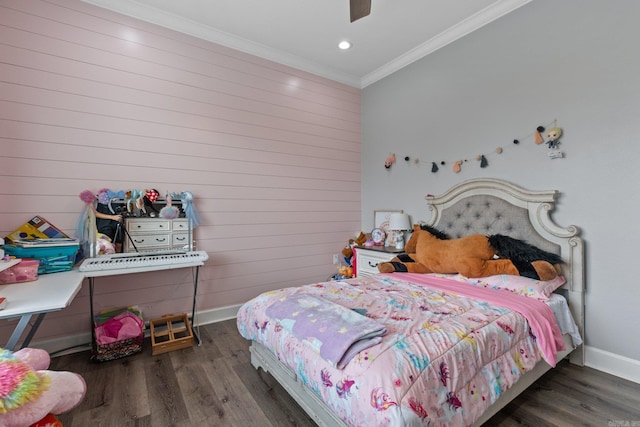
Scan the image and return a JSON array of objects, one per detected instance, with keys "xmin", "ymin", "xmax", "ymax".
[{"xmin": 150, "ymin": 313, "xmax": 194, "ymax": 355}]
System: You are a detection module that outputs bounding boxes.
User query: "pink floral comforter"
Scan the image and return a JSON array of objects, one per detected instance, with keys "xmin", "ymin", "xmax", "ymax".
[{"xmin": 237, "ymin": 273, "xmax": 565, "ymax": 427}]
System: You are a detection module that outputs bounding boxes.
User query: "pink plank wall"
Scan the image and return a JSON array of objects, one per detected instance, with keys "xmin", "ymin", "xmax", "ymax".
[{"xmin": 0, "ymin": 0, "xmax": 361, "ymax": 346}]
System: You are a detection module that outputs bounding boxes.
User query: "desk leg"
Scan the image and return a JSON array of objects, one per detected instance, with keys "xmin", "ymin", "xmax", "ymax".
[
  {"xmin": 89, "ymin": 277, "xmax": 96, "ymax": 351},
  {"xmin": 191, "ymin": 265, "xmax": 201, "ymax": 346},
  {"xmin": 5, "ymin": 313, "xmax": 46, "ymax": 350},
  {"xmin": 21, "ymin": 313, "xmax": 46, "ymax": 348},
  {"xmin": 89, "ymin": 277, "xmax": 95, "ymax": 324}
]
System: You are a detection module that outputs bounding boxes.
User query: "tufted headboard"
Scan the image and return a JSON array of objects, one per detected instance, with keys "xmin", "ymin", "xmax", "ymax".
[{"xmin": 424, "ymin": 178, "xmax": 585, "ymax": 365}]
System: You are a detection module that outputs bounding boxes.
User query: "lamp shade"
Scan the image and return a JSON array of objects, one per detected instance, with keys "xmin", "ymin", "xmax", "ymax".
[{"xmin": 389, "ymin": 213, "xmax": 410, "ymax": 230}]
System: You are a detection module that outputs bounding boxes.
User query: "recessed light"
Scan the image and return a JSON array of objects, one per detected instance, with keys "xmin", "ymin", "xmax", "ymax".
[{"xmin": 338, "ymin": 40, "xmax": 351, "ymax": 50}]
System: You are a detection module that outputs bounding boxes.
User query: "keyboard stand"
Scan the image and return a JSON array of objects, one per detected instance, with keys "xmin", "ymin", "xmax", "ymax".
[{"xmin": 84, "ymin": 260, "xmax": 205, "ymax": 349}]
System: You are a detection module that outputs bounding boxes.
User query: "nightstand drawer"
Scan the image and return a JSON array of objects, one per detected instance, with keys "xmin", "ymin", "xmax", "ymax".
[{"xmin": 355, "ymin": 247, "xmax": 399, "ymax": 277}]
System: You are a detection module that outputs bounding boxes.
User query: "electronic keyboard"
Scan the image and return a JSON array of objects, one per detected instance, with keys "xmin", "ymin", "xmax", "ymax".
[{"xmin": 79, "ymin": 250, "xmax": 208, "ymax": 272}]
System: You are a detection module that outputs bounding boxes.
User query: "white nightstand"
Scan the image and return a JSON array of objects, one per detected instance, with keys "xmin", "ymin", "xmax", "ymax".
[{"xmin": 354, "ymin": 246, "xmax": 404, "ymax": 277}]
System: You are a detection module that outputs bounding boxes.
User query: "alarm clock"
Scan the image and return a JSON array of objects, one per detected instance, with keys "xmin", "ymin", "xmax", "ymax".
[{"xmin": 371, "ymin": 228, "xmax": 386, "ymax": 246}]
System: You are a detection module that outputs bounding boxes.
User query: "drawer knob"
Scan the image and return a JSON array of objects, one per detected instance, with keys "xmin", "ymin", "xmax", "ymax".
[
  {"xmin": 368, "ymin": 261, "xmax": 378, "ymax": 267},
  {"xmin": 155, "ymin": 238, "xmax": 166, "ymax": 242}
]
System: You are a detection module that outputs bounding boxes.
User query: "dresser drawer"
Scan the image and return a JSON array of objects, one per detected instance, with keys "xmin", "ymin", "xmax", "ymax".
[
  {"xmin": 172, "ymin": 233, "xmax": 190, "ymax": 247},
  {"xmin": 172, "ymin": 219, "xmax": 189, "ymax": 231},
  {"xmin": 123, "ymin": 218, "xmax": 193, "ymax": 253},
  {"xmin": 127, "ymin": 220, "xmax": 170, "ymax": 232},
  {"xmin": 129, "ymin": 233, "xmax": 170, "ymax": 248}
]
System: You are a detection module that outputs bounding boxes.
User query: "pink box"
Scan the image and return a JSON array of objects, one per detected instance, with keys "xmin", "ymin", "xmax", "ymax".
[{"xmin": 0, "ymin": 259, "xmax": 40, "ymax": 284}]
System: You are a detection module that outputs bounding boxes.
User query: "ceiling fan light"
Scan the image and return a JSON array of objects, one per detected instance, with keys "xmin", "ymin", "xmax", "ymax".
[{"xmin": 338, "ymin": 40, "xmax": 351, "ymax": 50}]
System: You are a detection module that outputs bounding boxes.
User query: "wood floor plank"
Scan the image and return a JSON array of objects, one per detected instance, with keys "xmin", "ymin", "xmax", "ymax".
[
  {"xmin": 56, "ymin": 354, "xmax": 152, "ymax": 427},
  {"xmin": 49, "ymin": 319, "xmax": 640, "ymax": 427},
  {"xmin": 233, "ymin": 357, "xmax": 315, "ymax": 426},
  {"xmin": 168, "ymin": 348, "xmax": 227, "ymax": 425},
  {"xmin": 506, "ymin": 384, "xmax": 604, "ymax": 426},
  {"xmin": 203, "ymin": 355, "xmax": 271, "ymax": 426},
  {"xmin": 144, "ymin": 354, "xmax": 193, "ymax": 426},
  {"xmin": 192, "ymin": 321, "xmax": 220, "ymax": 352},
  {"xmin": 214, "ymin": 319, "xmax": 253, "ymax": 366},
  {"xmin": 545, "ymin": 363, "xmax": 640, "ymax": 416},
  {"xmin": 541, "ymin": 377, "xmax": 636, "ymax": 423}
]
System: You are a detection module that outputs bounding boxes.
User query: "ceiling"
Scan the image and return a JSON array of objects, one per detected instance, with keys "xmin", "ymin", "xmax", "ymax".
[{"xmin": 83, "ymin": 0, "xmax": 531, "ymax": 88}]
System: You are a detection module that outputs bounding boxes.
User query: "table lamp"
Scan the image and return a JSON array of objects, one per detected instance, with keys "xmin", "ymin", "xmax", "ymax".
[{"xmin": 389, "ymin": 213, "xmax": 411, "ymax": 250}]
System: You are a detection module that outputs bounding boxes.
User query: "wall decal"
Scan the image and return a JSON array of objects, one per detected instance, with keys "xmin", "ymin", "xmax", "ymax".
[
  {"xmin": 384, "ymin": 153, "xmax": 396, "ymax": 169},
  {"xmin": 385, "ymin": 119, "xmax": 566, "ymax": 173}
]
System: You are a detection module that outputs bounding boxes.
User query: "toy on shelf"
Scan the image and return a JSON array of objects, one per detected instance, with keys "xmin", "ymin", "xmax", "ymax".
[
  {"xmin": 95, "ymin": 233, "xmax": 116, "ymax": 255},
  {"xmin": 159, "ymin": 193, "xmax": 180, "ymax": 219},
  {"xmin": 341, "ymin": 232, "xmax": 366, "ymax": 267}
]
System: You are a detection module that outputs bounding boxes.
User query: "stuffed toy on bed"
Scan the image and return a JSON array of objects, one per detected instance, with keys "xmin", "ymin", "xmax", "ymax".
[
  {"xmin": 0, "ymin": 347, "xmax": 86, "ymax": 427},
  {"xmin": 377, "ymin": 224, "xmax": 562, "ymax": 281}
]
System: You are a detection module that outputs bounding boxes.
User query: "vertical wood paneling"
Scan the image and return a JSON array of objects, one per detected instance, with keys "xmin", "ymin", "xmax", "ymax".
[{"xmin": 0, "ymin": 0, "xmax": 361, "ymax": 346}]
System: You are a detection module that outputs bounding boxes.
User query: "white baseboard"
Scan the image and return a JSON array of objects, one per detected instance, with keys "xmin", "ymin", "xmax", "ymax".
[
  {"xmin": 193, "ymin": 303, "xmax": 242, "ymax": 326},
  {"xmin": 585, "ymin": 345, "xmax": 640, "ymax": 385},
  {"xmin": 34, "ymin": 304, "xmax": 244, "ymax": 357}
]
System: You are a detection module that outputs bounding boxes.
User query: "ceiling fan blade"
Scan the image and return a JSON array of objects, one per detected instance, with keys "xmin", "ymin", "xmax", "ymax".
[{"xmin": 350, "ymin": 0, "xmax": 371, "ymax": 22}]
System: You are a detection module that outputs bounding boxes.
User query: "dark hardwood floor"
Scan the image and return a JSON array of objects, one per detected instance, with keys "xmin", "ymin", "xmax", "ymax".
[{"xmin": 50, "ymin": 319, "xmax": 640, "ymax": 427}]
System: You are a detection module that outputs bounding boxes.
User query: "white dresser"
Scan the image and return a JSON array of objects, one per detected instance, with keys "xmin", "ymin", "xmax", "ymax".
[
  {"xmin": 123, "ymin": 218, "xmax": 192, "ymax": 252},
  {"xmin": 354, "ymin": 246, "xmax": 404, "ymax": 277}
]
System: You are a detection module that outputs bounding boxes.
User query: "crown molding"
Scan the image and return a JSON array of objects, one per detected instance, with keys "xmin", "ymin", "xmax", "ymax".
[
  {"xmin": 83, "ymin": 0, "xmax": 531, "ymax": 89},
  {"xmin": 360, "ymin": 0, "xmax": 533, "ymax": 88}
]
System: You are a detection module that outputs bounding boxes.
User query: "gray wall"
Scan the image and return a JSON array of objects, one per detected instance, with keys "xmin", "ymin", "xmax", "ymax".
[{"xmin": 362, "ymin": 0, "xmax": 640, "ymax": 366}]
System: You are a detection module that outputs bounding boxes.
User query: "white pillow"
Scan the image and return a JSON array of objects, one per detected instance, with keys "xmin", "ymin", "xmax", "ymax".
[{"xmin": 451, "ymin": 273, "xmax": 566, "ymax": 301}]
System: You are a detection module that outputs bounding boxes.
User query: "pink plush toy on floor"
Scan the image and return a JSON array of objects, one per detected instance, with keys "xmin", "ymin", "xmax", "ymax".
[{"xmin": 0, "ymin": 348, "xmax": 86, "ymax": 427}]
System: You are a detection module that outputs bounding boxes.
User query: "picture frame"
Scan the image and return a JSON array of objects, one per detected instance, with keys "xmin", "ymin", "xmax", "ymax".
[{"xmin": 374, "ymin": 210, "xmax": 403, "ymax": 247}]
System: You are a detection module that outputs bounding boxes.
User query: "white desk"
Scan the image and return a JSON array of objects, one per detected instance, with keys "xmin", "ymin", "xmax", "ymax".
[
  {"xmin": 0, "ymin": 269, "xmax": 85, "ymax": 350},
  {"xmin": 1, "ymin": 254, "xmax": 205, "ymax": 351}
]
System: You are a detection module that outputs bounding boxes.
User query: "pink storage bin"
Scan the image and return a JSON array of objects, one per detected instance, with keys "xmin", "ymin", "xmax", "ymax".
[{"xmin": 0, "ymin": 259, "xmax": 40, "ymax": 284}]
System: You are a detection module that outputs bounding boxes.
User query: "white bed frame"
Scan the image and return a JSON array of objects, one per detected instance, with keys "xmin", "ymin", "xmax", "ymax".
[{"xmin": 250, "ymin": 178, "xmax": 585, "ymax": 426}]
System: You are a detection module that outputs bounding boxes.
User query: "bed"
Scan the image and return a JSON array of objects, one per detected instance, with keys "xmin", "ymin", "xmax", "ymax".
[{"xmin": 236, "ymin": 178, "xmax": 585, "ymax": 426}]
